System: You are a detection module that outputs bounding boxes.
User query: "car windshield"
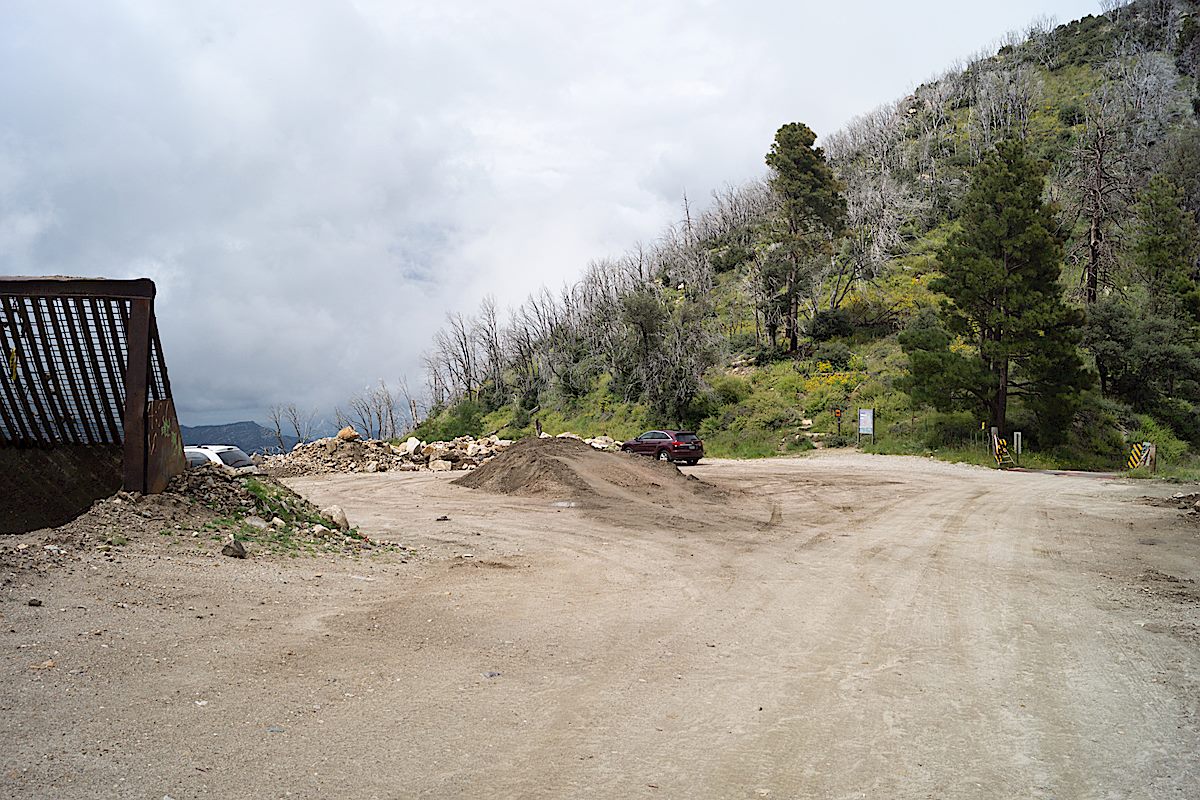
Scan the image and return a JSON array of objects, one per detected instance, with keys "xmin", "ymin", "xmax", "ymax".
[
  {"xmin": 677, "ymin": 433, "xmax": 700, "ymax": 442},
  {"xmin": 216, "ymin": 448, "xmax": 254, "ymax": 468}
]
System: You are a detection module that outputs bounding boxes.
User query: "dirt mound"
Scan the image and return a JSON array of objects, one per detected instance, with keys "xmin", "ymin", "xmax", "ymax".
[
  {"xmin": 0, "ymin": 465, "xmax": 399, "ymax": 574},
  {"xmin": 452, "ymin": 437, "xmax": 720, "ymax": 508}
]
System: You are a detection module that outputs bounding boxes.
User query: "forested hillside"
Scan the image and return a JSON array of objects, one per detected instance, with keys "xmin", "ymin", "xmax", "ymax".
[{"xmin": 391, "ymin": 0, "xmax": 1200, "ymax": 473}]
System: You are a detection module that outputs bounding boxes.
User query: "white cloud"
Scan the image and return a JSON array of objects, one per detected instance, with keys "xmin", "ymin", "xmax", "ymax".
[{"xmin": 0, "ymin": 0, "xmax": 1100, "ymax": 424}]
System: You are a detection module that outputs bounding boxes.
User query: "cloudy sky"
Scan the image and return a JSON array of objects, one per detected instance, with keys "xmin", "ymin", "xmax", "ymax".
[{"xmin": 1, "ymin": 0, "xmax": 1099, "ymax": 426}]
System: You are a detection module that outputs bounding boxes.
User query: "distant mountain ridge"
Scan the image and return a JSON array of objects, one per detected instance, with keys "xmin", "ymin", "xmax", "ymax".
[{"xmin": 180, "ymin": 421, "xmax": 298, "ymax": 455}]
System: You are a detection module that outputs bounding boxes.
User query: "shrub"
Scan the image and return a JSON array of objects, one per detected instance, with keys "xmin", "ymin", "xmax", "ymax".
[
  {"xmin": 709, "ymin": 374, "xmax": 751, "ymax": 405},
  {"xmin": 814, "ymin": 341, "xmax": 853, "ymax": 369},
  {"xmin": 923, "ymin": 411, "xmax": 980, "ymax": 449},
  {"xmin": 807, "ymin": 309, "xmax": 853, "ymax": 341}
]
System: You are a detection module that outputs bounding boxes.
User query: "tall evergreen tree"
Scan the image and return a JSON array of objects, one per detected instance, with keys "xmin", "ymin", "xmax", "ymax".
[
  {"xmin": 901, "ymin": 140, "xmax": 1091, "ymax": 441},
  {"xmin": 764, "ymin": 123, "xmax": 846, "ymax": 352},
  {"xmin": 1128, "ymin": 174, "xmax": 1200, "ymax": 321}
]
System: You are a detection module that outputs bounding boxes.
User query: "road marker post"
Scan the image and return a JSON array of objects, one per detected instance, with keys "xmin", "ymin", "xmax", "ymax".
[{"xmin": 1127, "ymin": 441, "xmax": 1156, "ymax": 472}]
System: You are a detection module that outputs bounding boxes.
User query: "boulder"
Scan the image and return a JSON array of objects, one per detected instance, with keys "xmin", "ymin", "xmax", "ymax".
[
  {"xmin": 556, "ymin": 432, "xmax": 583, "ymax": 440},
  {"xmin": 337, "ymin": 426, "xmax": 360, "ymax": 442},
  {"xmin": 365, "ymin": 461, "xmax": 379, "ymax": 474},
  {"xmin": 429, "ymin": 459, "xmax": 453, "ymax": 472},
  {"xmin": 321, "ymin": 505, "xmax": 350, "ymax": 530},
  {"xmin": 243, "ymin": 515, "xmax": 270, "ymax": 531},
  {"xmin": 221, "ymin": 537, "xmax": 247, "ymax": 558},
  {"xmin": 402, "ymin": 437, "xmax": 422, "ymax": 456}
]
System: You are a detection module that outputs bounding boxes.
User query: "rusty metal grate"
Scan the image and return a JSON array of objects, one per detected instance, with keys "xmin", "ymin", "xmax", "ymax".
[
  {"xmin": 0, "ymin": 277, "xmax": 183, "ymax": 495},
  {"xmin": 1, "ymin": 296, "xmax": 170, "ymax": 445}
]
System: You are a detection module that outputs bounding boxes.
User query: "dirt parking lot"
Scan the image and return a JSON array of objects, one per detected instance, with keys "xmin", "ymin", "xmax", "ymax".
[{"xmin": 2, "ymin": 451, "xmax": 1198, "ymax": 799}]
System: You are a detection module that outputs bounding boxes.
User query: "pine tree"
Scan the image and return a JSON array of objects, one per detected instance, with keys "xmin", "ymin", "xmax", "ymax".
[
  {"xmin": 1129, "ymin": 175, "xmax": 1200, "ymax": 322},
  {"xmin": 901, "ymin": 140, "xmax": 1091, "ymax": 441},
  {"xmin": 764, "ymin": 123, "xmax": 846, "ymax": 352}
]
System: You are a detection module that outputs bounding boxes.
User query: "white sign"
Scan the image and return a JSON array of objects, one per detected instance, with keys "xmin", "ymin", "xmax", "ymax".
[{"xmin": 858, "ymin": 408, "xmax": 874, "ymax": 435}]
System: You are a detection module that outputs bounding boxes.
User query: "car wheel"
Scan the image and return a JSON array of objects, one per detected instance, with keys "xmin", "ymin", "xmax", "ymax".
[
  {"xmin": 656, "ymin": 449, "xmax": 672, "ymax": 462},
  {"xmin": 685, "ymin": 459, "xmax": 699, "ymax": 466},
  {"xmin": 620, "ymin": 445, "xmax": 632, "ymax": 453}
]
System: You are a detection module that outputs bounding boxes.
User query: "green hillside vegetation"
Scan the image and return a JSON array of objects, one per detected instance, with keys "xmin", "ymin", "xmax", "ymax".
[{"xmin": 404, "ymin": 0, "xmax": 1200, "ymax": 476}]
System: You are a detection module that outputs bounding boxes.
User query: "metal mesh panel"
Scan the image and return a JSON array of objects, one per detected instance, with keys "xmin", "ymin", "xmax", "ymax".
[{"xmin": 0, "ymin": 289, "xmax": 166, "ymax": 447}]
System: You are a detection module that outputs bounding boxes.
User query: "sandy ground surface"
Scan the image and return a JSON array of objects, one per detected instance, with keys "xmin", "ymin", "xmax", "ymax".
[{"xmin": 2, "ymin": 451, "xmax": 1198, "ymax": 799}]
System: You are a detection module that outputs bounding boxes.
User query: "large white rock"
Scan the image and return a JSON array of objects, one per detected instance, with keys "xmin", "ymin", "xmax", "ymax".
[
  {"xmin": 403, "ymin": 437, "xmax": 422, "ymax": 456},
  {"xmin": 321, "ymin": 505, "xmax": 350, "ymax": 530},
  {"xmin": 429, "ymin": 459, "xmax": 453, "ymax": 472}
]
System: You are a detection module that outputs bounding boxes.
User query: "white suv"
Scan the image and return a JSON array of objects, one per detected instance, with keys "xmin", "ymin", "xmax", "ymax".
[{"xmin": 184, "ymin": 445, "xmax": 258, "ymax": 473}]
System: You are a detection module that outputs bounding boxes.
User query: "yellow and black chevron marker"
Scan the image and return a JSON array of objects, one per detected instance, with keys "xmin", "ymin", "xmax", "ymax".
[
  {"xmin": 994, "ymin": 437, "xmax": 1016, "ymax": 469},
  {"xmin": 7, "ymin": 346, "xmax": 15, "ymax": 382},
  {"xmin": 1127, "ymin": 441, "xmax": 1152, "ymax": 470}
]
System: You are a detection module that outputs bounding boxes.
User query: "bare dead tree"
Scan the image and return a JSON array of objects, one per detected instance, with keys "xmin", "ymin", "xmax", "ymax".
[
  {"xmin": 347, "ymin": 390, "xmax": 374, "ymax": 438},
  {"xmin": 366, "ymin": 381, "xmax": 398, "ymax": 440},
  {"xmin": 266, "ymin": 404, "xmax": 286, "ymax": 452},
  {"xmin": 475, "ymin": 295, "xmax": 505, "ymax": 399},
  {"xmin": 1023, "ymin": 15, "xmax": 1061, "ymax": 69},
  {"xmin": 1069, "ymin": 92, "xmax": 1134, "ymax": 304},
  {"xmin": 397, "ymin": 374, "xmax": 421, "ymax": 431},
  {"xmin": 283, "ymin": 403, "xmax": 316, "ymax": 445}
]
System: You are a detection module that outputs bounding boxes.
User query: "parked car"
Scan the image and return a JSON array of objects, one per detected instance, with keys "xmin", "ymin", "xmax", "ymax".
[
  {"xmin": 620, "ymin": 430, "xmax": 704, "ymax": 465},
  {"xmin": 184, "ymin": 445, "xmax": 258, "ymax": 473}
]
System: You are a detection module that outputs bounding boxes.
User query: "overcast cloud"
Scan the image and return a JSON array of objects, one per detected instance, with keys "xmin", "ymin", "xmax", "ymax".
[{"xmin": 1, "ymin": 0, "xmax": 1099, "ymax": 426}]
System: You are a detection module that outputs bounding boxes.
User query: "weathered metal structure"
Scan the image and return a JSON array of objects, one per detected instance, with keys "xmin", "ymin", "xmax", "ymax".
[{"xmin": 0, "ymin": 277, "xmax": 185, "ymax": 533}]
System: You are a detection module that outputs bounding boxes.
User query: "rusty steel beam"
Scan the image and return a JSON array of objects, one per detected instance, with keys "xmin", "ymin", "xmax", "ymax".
[
  {"xmin": 45, "ymin": 297, "xmax": 97, "ymax": 443},
  {"xmin": 102, "ymin": 299, "xmax": 127, "ymax": 384},
  {"xmin": 0, "ymin": 303, "xmax": 34, "ymax": 442},
  {"xmin": 83, "ymin": 298, "xmax": 125, "ymax": 443},
  {"xmin": 1, "ymin": 295, "xmax": 58, "ymax": 443},
  {"xmin": 0, "ymin": 277, "xmax": 155, "ymax": 300},
  {"xmin": 28, "ymin": 296, "xmax": 81, "ymax": 443},
  {"xmin": 121, "ymin": 297, "xmax": 152, "ymax": 492},
  {"xmin": 66, "ymin": 297, "xmax": 120, "ymax": 443}
]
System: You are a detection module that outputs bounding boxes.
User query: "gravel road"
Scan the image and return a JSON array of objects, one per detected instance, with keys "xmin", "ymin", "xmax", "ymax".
[{"xmin": 2, "ymin": 452, "xmax": 1197, "ymax": 798}]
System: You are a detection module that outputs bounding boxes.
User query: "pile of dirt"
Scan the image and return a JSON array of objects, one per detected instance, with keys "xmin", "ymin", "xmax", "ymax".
[
  {"xmin": 1139, "ymin": 492, "xmax": 1200, "ymax": 523},
  {"xmin": 0, "ymin": 465, "xmax": 400, "ymax": 575},
  {"xmin": 451, "ymin": 437, "xmax": 721, "ymax": 509}
]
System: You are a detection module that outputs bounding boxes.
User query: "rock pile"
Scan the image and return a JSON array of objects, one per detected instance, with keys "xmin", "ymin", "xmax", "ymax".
[
  {"xmin": 262, "ymin": 432, "xmax": 516, "ymax": 477},
  {"xmin": 260, "ymin": 428, "xmax": 623, "ymax": 478}
]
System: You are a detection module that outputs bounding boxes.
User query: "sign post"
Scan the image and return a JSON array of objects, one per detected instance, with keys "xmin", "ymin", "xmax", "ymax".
[
  {"xmin": 857, "ymin": 408, "xmax": 875, "ymax": 445},
  {"xmin": 1013, "ymin": 431, "xmax": 1022, "ymax": 465},
  {"xmin": 833, "ymin": 407, "xmax": 843, "ymax": 436}
]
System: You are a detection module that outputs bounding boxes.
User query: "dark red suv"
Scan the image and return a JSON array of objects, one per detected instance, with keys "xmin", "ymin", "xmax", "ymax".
[{"xmin": 620, "ymin": 430, "xmax": 704, "ymax": 465}]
